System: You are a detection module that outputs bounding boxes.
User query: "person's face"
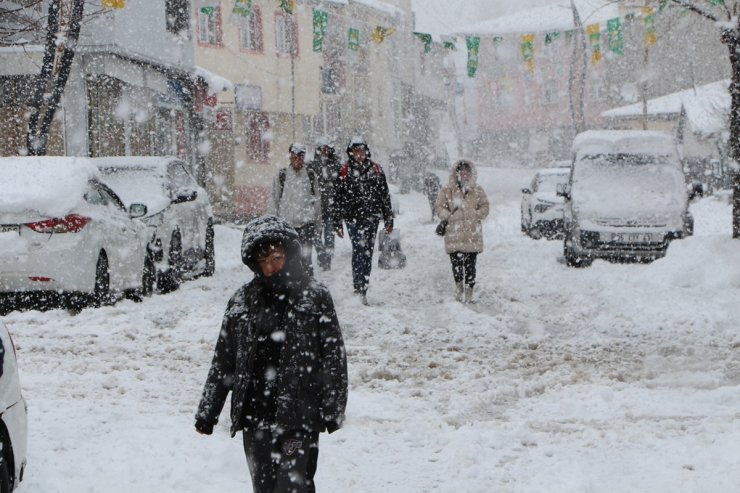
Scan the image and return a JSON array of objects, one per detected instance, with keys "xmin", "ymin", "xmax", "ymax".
[
  {"xmin": 349, "ymin": 146, "xmax": 367, "ymax": 163},
  {"xmin": 255, "ymin": 245, "xmax": 287, "ymax": 277},
  {"xmin": 318, "ymin": 146, "xmax": 330, "ymax": 158},
  {"xmin": 458, "ymin": 166, "xmax": 471, "ymax": 180},
  {"xmin": 290, "ymin": 152, "xmax": 305, "ymax": 171}
]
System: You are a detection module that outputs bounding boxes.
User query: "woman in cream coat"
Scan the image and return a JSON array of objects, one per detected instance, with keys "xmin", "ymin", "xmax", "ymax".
[{"xmin": 434, "ymin": 160, "xmax": 490, "ymax": 303}]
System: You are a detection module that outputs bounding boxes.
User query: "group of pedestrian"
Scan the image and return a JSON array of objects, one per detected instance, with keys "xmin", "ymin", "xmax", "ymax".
[{"xmin": 194, "ymin": 136, "xmax": 489, "ymax": 493}]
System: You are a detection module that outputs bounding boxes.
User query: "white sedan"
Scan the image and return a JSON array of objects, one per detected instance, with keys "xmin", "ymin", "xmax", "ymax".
[
  {"xmin": 0, "ymin": 321, "xmax": 27, "ymax": 491},
  {"xmin": 0, "ymin": 157, "xmax": 153, "ymax": 313}
]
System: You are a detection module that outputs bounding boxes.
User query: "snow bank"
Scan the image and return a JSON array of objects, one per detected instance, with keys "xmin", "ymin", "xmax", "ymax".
[{"xmin": 573, "ymin": 130, "xmax": 678, "ymax": 160}]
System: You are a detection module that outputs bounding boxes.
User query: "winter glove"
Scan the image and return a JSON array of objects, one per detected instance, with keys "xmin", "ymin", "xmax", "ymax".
[
  {"xmin": 325, "ymin": 420, "xmax": 341, "ymax": 434},
  {"xmin": 195, "ymin": 419, "xmax": 214, "ymax": 435}
]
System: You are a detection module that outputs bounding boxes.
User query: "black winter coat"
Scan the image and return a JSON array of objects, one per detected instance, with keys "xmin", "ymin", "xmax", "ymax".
[
  {"xmin": 333, "ymin": 159, "xmax": 394, "ymax": 228},
  {"xmin": 196, "ymin": 216, "xmax": 348, "ymax": 437}
]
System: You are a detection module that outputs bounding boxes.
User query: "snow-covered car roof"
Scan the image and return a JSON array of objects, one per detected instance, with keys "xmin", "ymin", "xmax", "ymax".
[
  {"xmin": 92, "ymin": 156, "xmax": 182, "ymax": 175},
  {"xmin": 573, "ymin": 130, "xmax": 678, "ymax": 162},
  {"xmin": 0, "ymin": 156, "xmax": 98, "ymax": 217}
]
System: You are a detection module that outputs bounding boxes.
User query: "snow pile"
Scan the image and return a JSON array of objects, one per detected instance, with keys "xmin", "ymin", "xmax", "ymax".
[
  {"xmin": 573, "ymin": 130, "xmax": 678, "ymax": 160},
  {"xmin": 195, "ymin": 66, "xmax": 234, "ymax": 96},
  {"xmin": 0, "ymin": 156, "xmax": 98, "ymax": 217},
  {"xmin": 355, "ymin": 0, "xmax": 405, "ymax": 18}
]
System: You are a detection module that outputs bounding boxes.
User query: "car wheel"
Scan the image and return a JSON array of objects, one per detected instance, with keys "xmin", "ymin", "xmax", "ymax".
[
  {"xmin": 0, "ymin": 449, "xmax": 10, "ymax": 493},
  {"xmin": 93, "ymin": 253, "xmax": 112, "ymax": 306},
  {"xmin": 564, "ymin": 234, "xmax": 591, "ymax": 268},
  {"xmin": 159, "ymin": 232, "xmax": 183, "ymax": 293},
  {"xmin": 529, "ymin": 226, "xmax": 542, "ymax": 240},
  {"xmin": 203, "ymin": 223, "xmax": 215, "ymax": 277}
]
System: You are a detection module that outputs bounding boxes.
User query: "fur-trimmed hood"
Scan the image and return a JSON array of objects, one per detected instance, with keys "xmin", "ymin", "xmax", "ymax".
[{"xmin": 241, "ymin": 215, "xmax": 302, "ymax": 273}]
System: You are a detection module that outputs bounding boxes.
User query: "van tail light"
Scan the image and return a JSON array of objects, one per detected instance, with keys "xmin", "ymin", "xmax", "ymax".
[{"xmin": 26, "ymin": 214, "xmax": 91, "ymax": 233}]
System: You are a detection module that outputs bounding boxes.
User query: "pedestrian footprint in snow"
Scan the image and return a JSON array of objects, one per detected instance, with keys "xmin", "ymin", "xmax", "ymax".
[{"xmin": 195, "ymin": 215, "xmax": 348, "ymax": 493}]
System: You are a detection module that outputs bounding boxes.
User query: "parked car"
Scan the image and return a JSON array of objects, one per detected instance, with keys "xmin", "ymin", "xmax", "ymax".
[
  {"xmin": 0, "ymin": 157, "xmax": 153, "ymax": 313},
  {"xmin": 93, "ymin": 157, "xmax": 215, "ymax": 292},
  {"xmin": 0, "ymin": 321, "xmax": 27, "ymax": 492},
  {"xmin": 521, "ymin": 167, "xmax": 570, "ymax": 239},
  {"xmin": 559, "ymin": 130, "xmax": 694, "ymax": 267}
]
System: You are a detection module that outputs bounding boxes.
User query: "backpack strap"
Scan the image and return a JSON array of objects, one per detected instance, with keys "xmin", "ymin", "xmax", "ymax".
[
  {"xmin": 278, "ymin": 168, "xmax": 287, "ymax": 200},
  {"xmin": 306, "ymin": 168, "xmax": 316, "ymax": 195},
  {"xmin": 371, "ymin": 162, "xmax": 382, "ymax": 176},
  {"xmin": 339, "ymin": 163, "xmax": 349, "ymax": 181}
]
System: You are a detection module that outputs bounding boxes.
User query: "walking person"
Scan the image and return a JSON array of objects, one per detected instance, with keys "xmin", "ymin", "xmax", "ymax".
[
  {"xmin": 333, "ymin": 137, "xmax": 394, "ymax": 305},
  {"xmin": 195, "ymin": 215, "xmax": 348, "ymax": 493},
  {"xmin": 309, "ymin": 137, "xmax": 341, "ymax": 270},
  {"xmin": 434, "ymin": 159, "xmax": 490, "ymax": 303},
  {"xmin": 268, "ymin": 143, "xmax": 321, "ymax": 274}
]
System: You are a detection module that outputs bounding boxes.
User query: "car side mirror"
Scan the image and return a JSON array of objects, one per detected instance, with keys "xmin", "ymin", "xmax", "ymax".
[
  {"xmin": 129, "ymin": 203, "xmax": 148, "ymax": 219},
  {"xmin": 172, "ymin": 188, "xmax": 198, "ymax": 204},
  {"xmin": 521, "ymin": 187, "xmax": 532, "ymax": 194},
  {"xmin": 556, "ymin": 183, "xmax": 570, "ymax": 200}
]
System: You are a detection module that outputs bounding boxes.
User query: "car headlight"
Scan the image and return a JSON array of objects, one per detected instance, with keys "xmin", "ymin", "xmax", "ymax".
[{"xmin": 534, "ymin": 202, "xmax": 554, "ymax": 213}]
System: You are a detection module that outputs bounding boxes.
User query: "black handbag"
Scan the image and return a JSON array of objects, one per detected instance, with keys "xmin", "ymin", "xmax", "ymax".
[{"xmin": 435, "ymin": 220, "xmax": 448, "ymax": 236}]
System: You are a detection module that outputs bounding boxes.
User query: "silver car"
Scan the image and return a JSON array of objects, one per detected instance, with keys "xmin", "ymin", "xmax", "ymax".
[
  {"xmin": 0, "ymin": 321, "xmax": 27, "ymax": 492},
  {"xmin": 94, "ymin": 157, "xmax": 215, "ymax": 292},
  {"xmin": 521, "ymin": 167, "xmax": 570, "ymax": 239}
]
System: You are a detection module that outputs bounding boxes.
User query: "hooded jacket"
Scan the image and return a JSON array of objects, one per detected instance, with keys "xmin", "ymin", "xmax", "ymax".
[
  {"xmin": 196, "ymin": 215, "xmax": 348, "ymax": 436},
  {"xmin": 434, "ymin": 161, "xmax": 490, "ymax": 254},
  {"xmin": 334, "ymin": 157, "xmax": 394, "ymax": 228}
]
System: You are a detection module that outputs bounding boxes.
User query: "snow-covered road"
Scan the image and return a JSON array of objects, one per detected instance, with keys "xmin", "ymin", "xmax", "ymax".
[{"xmin": 3, "ymin": 167, "xmax": 739, "ymax": 492}]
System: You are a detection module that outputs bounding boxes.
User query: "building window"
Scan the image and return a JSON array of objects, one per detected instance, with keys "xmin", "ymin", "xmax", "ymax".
[
  {"xmin": 588, "ymin": 78, "xmax": 607, "ymax": 101},
  {"xmin": 238, "ymin": 6, "xmax": 263, "ymax": 52},
  {"xmin": 275, "ymin": 12, "xmax": 298, "ymax": 56},
  {"xmin": 166, "ymin": 0, "xmax": 190, "ymax": 35},
  {"xmin": 197, "ymin": 5, "xmax": 222, "ymax": 46},
  {"xmin": 246, "ymin": 112, "xmax": 271, "ymax": 162}
]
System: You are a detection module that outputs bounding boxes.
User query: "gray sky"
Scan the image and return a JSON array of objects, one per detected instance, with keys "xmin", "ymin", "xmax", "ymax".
[{"xmin": 411, "ymin": 0, "xmax": 567, "ymax": 35}]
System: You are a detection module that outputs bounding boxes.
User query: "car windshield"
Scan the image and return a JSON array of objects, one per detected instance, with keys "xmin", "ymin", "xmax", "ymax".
[
  {"xmin": 98, "ymin": 168, "xmax": 170, "ymax": 210},
  {"xmin": 536, "ymin": 174, "xmax": 568, "ymax": 192},
  {"xmin": 573, "ymin": 154, "xmax": 685, "ymax": 213}
]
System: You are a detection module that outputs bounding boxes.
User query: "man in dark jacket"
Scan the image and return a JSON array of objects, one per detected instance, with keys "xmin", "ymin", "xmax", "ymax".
[
  {"xmin": 195, "ymin": 215, "xmax": 348, "ymax": 493},
  {"xmin": 333, "ymin": 137, "xmax": 394, "ymax": 305},
  {"xmin": 309, "ymin": 137, "xmax": 341, "ymax": 270}
]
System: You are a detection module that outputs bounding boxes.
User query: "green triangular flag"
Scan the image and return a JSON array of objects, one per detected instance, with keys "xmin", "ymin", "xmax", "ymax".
[
  {"xmin": 466, "ymin": 36, "xmax": 480, "ymax": 78},
  {"xmin": 414, "ymin": 32, "xmax": 433, "ymax": 53},
  {"xmin": 313, "ymin": 9, "xmax": 328, "ymax": 52}
]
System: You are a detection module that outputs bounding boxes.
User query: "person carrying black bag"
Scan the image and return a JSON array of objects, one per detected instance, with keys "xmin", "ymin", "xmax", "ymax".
[{"xmin": 434, "ymin": 160, "xmax": 490, "ymax": 303}]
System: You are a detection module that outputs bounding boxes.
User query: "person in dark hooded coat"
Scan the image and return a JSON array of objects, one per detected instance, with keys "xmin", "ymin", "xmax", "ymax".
[{"xmin": 195, "ymin": 215, "xmax": 348, "ymax": 493}]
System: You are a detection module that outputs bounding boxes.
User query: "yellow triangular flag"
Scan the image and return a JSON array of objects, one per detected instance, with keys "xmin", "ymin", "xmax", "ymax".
[
  {"xmin": 371, "ymin": 26, "xmax": 395, "ymax": 44},
  {"xmin": 102, "ymin": 0, "xmax": 125, "ymax": 8}
]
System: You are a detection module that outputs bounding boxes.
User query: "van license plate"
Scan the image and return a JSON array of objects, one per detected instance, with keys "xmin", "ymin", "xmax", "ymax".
[{"xmin": 628, "ymin": 233, "xmax": 651, "ymax": 243}]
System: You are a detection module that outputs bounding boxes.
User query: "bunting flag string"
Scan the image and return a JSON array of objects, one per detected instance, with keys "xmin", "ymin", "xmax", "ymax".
[
  {"xmin": 443, "ymin": 41, "xmax": 456, "ymax": 51},
  {"xmin": 200, "ymin": 6, "xmax": 215, "ymax": 16},
  {"xmin": 414, "ymin": 32, "xmax": 433, "ymax": 53},
  {"xmin": 348, "ymin": 28, "xmax": 360, "ymax": 51},
  {"xmin": 233, "ymin": 0, "xmax": 251, "ymax": 17},
  {"xmin": 520, "ymin": 34, "xmax": 535, "ymax": 73},
  {"xmin": 544, "ymin": 32, "xmax": 560, "ymax": 45},
  {"xmin": 607, "ymin": 17, "xmax": 623, "ymax": 55},
  {"xmin": 371, "ymin": 26, "xmax": 396, "ymax": 44},
  {"xmin": 586, "ymin": 23, "xmax": 601, "ymax": 63},
  {"xmin": 642, "ymin": 7, "xmax": 657, "ymax": 45},
  {"xmin": 466, "ymin": 36, "xmax": 480, "ymax": 78},
  {"xmin": 279, "ymin": 0, "xmax": 296, "ymax": 14},
  {"xmin": 313, "ymin": 9, "xmax": 328, "ymax": 52}
]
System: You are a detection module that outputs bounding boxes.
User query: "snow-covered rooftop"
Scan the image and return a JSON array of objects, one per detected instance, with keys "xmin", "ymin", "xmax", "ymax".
[
  {"xmin": 456, "ymin": 0, "xmax": 620, "ymax": 35},
  {"xmin": 602, "ymin": 80, "xmax": 730, "ymax": 137},
  {"xmin": 354, "ymin": 0, "xmax": 405, "ymax": 17},
  {"xmin": 194, "ymin": 66, "xmax": 234, "ymax": 95}
]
